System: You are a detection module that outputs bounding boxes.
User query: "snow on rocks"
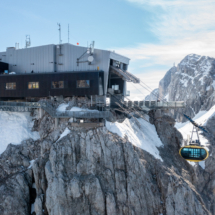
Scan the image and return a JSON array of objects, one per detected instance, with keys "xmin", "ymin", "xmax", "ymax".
[
  {"xmin": 175, "ymin": 105, "xmax": 215, "ymax": 167},
  {"xmin": 106, "ymin": 118, "xmax": 163, "ymax": 161},
  {"xmin": 159, "ymin": 54, "xmax": 215, "ymax": 122},
  {"xmin": 56, "ymin": 127, "xmax": 71, "ymax": 142},
  {"xmin": 0, "ymin": 112, "xmax": 40, "ymax": 154},
  {"xmin": 28, "ymin": 159, "xmax": 36, "ymax": 169},
  {"xmin": 57, "ymin": 103, "xmax": 99, "ymax": 112},
  {"xmin": 176, "ymin": 105, "xmax": 215, "ymax": 147}
]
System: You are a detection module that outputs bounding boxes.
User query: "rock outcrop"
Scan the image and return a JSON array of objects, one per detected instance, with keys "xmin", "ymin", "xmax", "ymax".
[
  {"xmin": 0, "ymin": 110, "xmax": 212, "ymax": 215},
  {"xmin": 158, "ymin": 54, "xmax": 215, "ymax": 122},
  {"xmin": 145, "ymin": 88, "xmax": 159, "ymax": 101}
]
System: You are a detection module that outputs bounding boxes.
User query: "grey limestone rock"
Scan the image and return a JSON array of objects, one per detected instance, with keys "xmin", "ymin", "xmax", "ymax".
[
  {"xmin": 158, "ymin": 54, "xmax": 215, "ymax": 122},
  {"xmin": 0, "ymin": 111, "xmax": 212, "ymax": 215},
  {"xmin": 145, "ymin": 88, "xmax": 159, "ymax": 101}
]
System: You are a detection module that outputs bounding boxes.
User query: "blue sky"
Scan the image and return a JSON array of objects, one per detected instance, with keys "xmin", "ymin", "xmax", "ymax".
[{"xmin": 1, "ymin": 0, "xmax": 215, "ymax": 98}]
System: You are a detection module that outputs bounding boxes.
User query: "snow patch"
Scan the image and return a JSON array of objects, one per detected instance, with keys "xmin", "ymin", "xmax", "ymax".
[
  {"xmin": 199, "ymin": 161, "xmax": 205, "ymax": 169},
  {"xmin": 57, "ymin": 103, "xmax": 69, "ymax": 112},
  {"xmin": 212, "ymin": 81, "xmax": 215, "ymax": 90},
  {"xmin": 106, "ymin": 118, "xmax": 163, "ymax": 161},
  {"xmin": 57, "ymin": 127, "xmax": 71, "ymax": 142},
  {"xmin": 164, "ymin": 93, "xmax": 169, "ymax": 101},
  {"xmin": 31, "ymin": 203, "xmax": 35, "ymax": 214},
  {"xmin": 0, "ymin": 112, "xmax": 40, "ymax": 155},
  {"xmin": 57, "ymin": 103, "xmax": 99, "ymax": 113},
  {"xmin": 180, "ymin": 79, "xmax": 189, "ymax": 87},
  {"xmin": 28, "ymin": 159, "xmax": 36, "ymax": 169},
  {"xmin": 176, "ymin": 105, "xmax": 215, "ymax": 149}
]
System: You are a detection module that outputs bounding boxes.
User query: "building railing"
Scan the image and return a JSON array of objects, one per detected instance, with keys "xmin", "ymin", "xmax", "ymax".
[
  {"xmin": 0, "ymin": 100, "xmax": 185, "ymax": 118},
  {"xmin": 0, "ymin": 101, "xmax": 111, "ymax": 119},
  {"xmin": 0, "ymin": 101, "xmax": 41, "ymax": 108},
  {"xmin": 124, "ymin": 101, "xmax": 185, "ymax": 109},
  {"xmin": 55, "ymin": 111, "xmax": 111, "ymax": 119}
]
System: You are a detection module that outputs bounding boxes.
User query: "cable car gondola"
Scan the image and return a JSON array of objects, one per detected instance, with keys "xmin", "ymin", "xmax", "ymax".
[
  {"xmin": 179, "ymin": 125, "xmax": 209, "ymax": 162},
  {"xmin": 179, "ymin": 144, "xmax": 209, "ymax": 162}
]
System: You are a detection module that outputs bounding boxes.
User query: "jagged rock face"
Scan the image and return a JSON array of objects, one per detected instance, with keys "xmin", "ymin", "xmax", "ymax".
[
  {"xmin": 0, "ymin": 111, "xmax": 212, "ymax": 215},
  {"xmin": 159, "ymin": 54, "xmax": 215, "ymax": 121},
  {"xmin": 145, "ymin": 88, "xmax": 159, "ymax": 101},
  {"xmin": 159, "ymin": 66, "xmax": 177, "ymax": 101}
]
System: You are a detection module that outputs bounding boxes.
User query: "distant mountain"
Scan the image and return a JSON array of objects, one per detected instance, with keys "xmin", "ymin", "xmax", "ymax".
[
  {"xmin": 145, "ymin": 88, "xmax": 159, "ymax": 100},
  {"xmin": 157, "ymin": 54, "xmax": 215, "ymax": 122}
]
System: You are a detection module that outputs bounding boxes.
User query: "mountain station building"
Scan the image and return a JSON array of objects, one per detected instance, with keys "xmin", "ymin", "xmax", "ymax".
[{"xmin": 0, "ymin": 43, "xmax": 139, "ymax": 101}]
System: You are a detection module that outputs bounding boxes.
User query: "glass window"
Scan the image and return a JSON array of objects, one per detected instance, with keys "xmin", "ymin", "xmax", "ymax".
[
  {"xmin": 181, "ymin": 147, "xmax": 207, "ymax": 160},
  {"xmin": 6, "ymin": 82, "xmax": 16, "ymax": 90},
  {"xmin": 28, "ymin": 82, "xmax": 39, "ymax": 89},
  {"xmin": 77, "ymin": 80, "xmax": 90, "ymax": 88},
  {"xmin": 112, "ymin": 85, "xmax": 119, "ymax": 90},
  {"xmin": 52, "ymin": 81, "xmax": 64, "ymax": 89}
]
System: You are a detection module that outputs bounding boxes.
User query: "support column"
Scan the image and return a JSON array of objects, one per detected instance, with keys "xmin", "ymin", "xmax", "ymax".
[
  {"xmin": 39, "ymin": 108, "xmax": 44, "ymax": 119},
  {"xmin": 55, "ymin": 118, "xmax": 59, "ymax": 129},
  {"xmin": 154, "ymin": 109, "xmax": 162, "ymax": 119}
]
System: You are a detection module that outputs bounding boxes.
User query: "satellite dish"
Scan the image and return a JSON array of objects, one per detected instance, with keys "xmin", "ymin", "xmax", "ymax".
[{"xmin": 88, "ymin": 56, "xmax": 94, "ymax": 62}]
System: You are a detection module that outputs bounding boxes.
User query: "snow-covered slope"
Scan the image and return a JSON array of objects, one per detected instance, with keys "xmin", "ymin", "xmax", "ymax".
[
  {"xmin": 106, "ymin": 118, "xmax": 163, "ymax": 160},
  {"xmin": 0, "ymin": 112, "xmax": 39, "ymax": 154},
  {"xmin": 176, "ymin": 105, "xmax": 215, "ymax": 145},
  {"xmin": 175, "ymin": 105, "xmax": 215, "ymax": 168}
]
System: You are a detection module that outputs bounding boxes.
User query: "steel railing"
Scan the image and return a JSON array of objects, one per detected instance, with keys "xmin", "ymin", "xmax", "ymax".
[{"xmin": 0, "ymin": 101, "xmax": 111, "ymax": 119}]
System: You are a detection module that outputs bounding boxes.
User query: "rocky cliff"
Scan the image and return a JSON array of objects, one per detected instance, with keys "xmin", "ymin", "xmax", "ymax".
[
  {"xmin": 158, "ymin": 54, "xmax": 215, "ymax": 122},
  {"xmin": 0, "ymin": 107, "xmax": 213, "ymax": 215},
  {"xmin": 145, "ymin": 88, "xmax": 159, "ymax": 101}
]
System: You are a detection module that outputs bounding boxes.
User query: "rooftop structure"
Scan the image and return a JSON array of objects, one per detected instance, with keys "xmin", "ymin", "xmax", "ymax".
[{"xmin": 0, "ymin": 43, "xmax": 139, "ymax": 100}]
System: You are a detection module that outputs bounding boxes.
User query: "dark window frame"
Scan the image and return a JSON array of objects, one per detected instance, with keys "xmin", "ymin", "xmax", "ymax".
[
  {"xmin": 28, "ymin": 82, "xmax": 39, "ymax": 90},
  {"xmin": 76, "ymin": 80, "xmax": 90, "ymax": 88},
  {"xmin": 51, "ymin": 81, "xmax": 64, "ymax": 89},
  {"xmin": 6, "ymin": 82, "xmax": 16, "ymax": 90}
]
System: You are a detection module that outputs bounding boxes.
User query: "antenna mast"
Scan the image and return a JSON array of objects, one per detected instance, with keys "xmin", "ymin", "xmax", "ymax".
[
  {"xmin": 57, "ymin": 23, "xmax": 62, "ymax": 44},
  {"xmin": 25, "ymin": 35, "xmax": 31, "ymax": 48},
  {"xmin": 68, "ymin": 24, "xmax": 69, "ymax": 43}
]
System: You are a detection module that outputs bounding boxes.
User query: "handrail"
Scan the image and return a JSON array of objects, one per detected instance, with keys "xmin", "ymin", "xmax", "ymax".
[
  {"xmin": 0, "ymin": 100, "xmax": 184, "ymax": 118},
  {"xmin": 0, "ymin": 101, "xmax": 111, "ymax": 119}
]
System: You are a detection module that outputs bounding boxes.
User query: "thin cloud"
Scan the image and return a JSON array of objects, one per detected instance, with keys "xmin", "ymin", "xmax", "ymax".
[
  {"xmin": 126, "ymin": 0, "xmax": 215, "ymax": 7},
  {"xmin": 115, "ymin": 32, "xmax": 215, "ymax": 66},
  {"xmin": 117, "ymin": 0, "xmax": 215, "ymax": 95},
  {"xmin": 126, "ymin": 0, "xmax": 215, "ymax": 41}
]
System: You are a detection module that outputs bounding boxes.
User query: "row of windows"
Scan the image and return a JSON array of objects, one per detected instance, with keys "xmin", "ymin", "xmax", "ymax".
[{"xmin": 5, "ymin": 80, "xmax": 90, "ymax": 90}]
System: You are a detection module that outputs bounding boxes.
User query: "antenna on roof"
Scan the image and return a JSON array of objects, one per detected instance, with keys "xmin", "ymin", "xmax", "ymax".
[
  {"xmin": 57, "ymin": 23, "xmax": 62, "ymax": 44},
  {"xmin": 90, "ymin": 41, "xmax": 95, "ymax": 54},
  {"xmin": 15, "ymin": 43, "xmax": 19, "ymax": 49},
  {"xmin": 68, "ymin": 24, "xmax": 69, "ymax": 43},
  {"xmin": 25, "ymin": 35, "xmax": 31, "ymax": 48}
]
